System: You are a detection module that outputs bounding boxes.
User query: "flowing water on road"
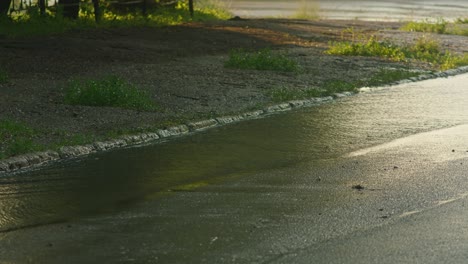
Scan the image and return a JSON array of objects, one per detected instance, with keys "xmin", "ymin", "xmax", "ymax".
[{"xmin": 0, "ymin": 74, "xmax": 467, "ymax": 232}]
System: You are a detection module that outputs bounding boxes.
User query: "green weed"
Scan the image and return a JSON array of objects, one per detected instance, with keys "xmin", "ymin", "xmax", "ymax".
[
  {"xmin": 0, "ymin": 119, "xmax": 34, "ymax": 140},
  {"xmin": 402, "ymin": 18, "xmax": 468, "ymax": 37},
  {"xmin": 363, "ymin": 68, "xmax": 421, "ymax": 86},
  {"xmin": 455, "ymin": 18, "xmax": 468, "ymax": 24},
  {"xmin": 438, "ymin": 52, "xmax": 468, "ymax": 70},
  {"xmin": 326, "ymin": 36, "xmax": 406, "ymax": 61},
  {"xmin": 268, "ymin": 88, "xmax": 304, "ymax": 102},
  {"xmin": 401, "ymin": 19, "xmax": 448, "ymax": 34},
  {"xmin": 225, "ymin": 48, "xmax": 299, "ymax": 72},
  {"xmin": 0, "ymin": 119, "xmax": 39, "ymax": 158},
  {"xmin": 326, "ymin": 32, "xmax": 468, "ymax": 70},
  {"xmin": 267, "ymin": 68, "xmax": 424, "ymax": 103},
  {"xmin": 404, "ymin": 35, "xmax": 442, "ymax": 64},
  {"xmin": 53, "ymin": 133, "xmax": 97, "ymax": 149},
  {"xmin": 449, "ymin": 25, "xmax": 468, "ymax": 37},
  {"xmin": 64, "ymin": 76, "xmax": 157, "ymax": 111},
  {"xmin": 5, "ymin": 139, "xmax": 40, "ymax": 158},
  {"xmin": 405, "ymin": 36, "xmax": 468, "ymax": 70},
  {"xmin": 268, "ymin": 80, "xmax": 357, "ymax": 103},
  {"xmin": 0, "ymin": 119, "xmax": 114, "ymax": 159},
  {"xmin": 0, "ymin": 70, "xmax": 8, "ymax": 84},
  {"xmin": 410, "ymin": 36, "xmax": 440, "ymax": 54},
  {"xmin": 322, "ymin": 80, "xmax": 358, "ymax": 94}
]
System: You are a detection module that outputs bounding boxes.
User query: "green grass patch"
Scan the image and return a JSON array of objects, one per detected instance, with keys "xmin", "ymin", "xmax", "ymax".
[
  {"xmin": 406, "ymin": 36, "xmax": 468, "ymax": 70},
  {"xmin": 268, "ymin": 88, "xmax": 306, "ymax": 102},
  {"xmin": 0, "ymin": 119, "xmax": 119, "ymax": 159},
  {"xmin": 326, "ymin": 36, "xmax": 406, "ymax": 61},
  {"xmin": 0, "ymin": 0, "xmax": 231, "ymax": 38},
  {"xmin": 326, "ymin": 33, "xmax": 468, "ymax": 70},
  {"xmin": 268, "ymin": 80, "xmax": 358, "ymax": 103},
  {"xmin": 0, "ymin": 119, "xmax": 39, "ymax": 158},
  {"xmin": 439, "ymin": 53, "xmax": 468, "ymax": 70},
  {"xmin": 363, "ymin": 68, "xmax": 421, "ymax": 86},
  {"xmin": 0, "ymin": 107, "xmax": 195, "ymax": 160},
  {"xmin": 322, "ymin": 80, "xmax": 358, "ymax": 94},
  {"xmin": 267, "ymin": 68, "xmax": 423, "ymax": 103},
  {"xmin": 456, "ymin": 18, "xmax": 468, "ymax": 24},
  {"xmin": 401, "ymin": 18, "xmax": 468, "ymax": 37},
  {"xmin": 225, "ymin": 48, "xmax": 299, "ymax": 72},
  {"xmin": 0, "ymin": 118, "xmax": 144, "ymax": 159},
  {"xmin": 0, "ymin": 70, "xmax": 8, "ymax": 84},
  {"xmin": 401, "ymin": 19, "xmax": 448, "ymax": 34},
  {"xmin": 64, "ymin": 76, "xmax": 157, "ymax": 111},
  {"xmin": 5, "ymin": 139, "xmax": 40, "ymax": 159},
  {"xmin": 51, "ymin": 132, "xmax": 98, "ymax": 149},
  {"xmin": 451, "ymin": 28, "xmax": 468, "ymax": 37},
  {"xmin": 0, "ymin": 119, "xmax": 35, "ymax": 140}
]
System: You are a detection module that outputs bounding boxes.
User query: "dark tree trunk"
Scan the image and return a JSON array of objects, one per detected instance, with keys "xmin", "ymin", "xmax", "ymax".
[
  {"xmin": 92, "ymin": 0, "xmax": 100, "ymax": 22},
  {"xmin": 39, "ymin": 0, "xmax": 46, "ymax": 16},
  {"xmin": 188, "ymin": 0, "xmax": 194, "ymax": 18},
  {"xmin": 0, "ymin": 0, "xmax": 12, "ymax": 16},
  {"xmin": 58, "ymin": 0, "xmax": 80, "ymax": 19},
  {"xmin": 141, "ymin": 0, "xmax": 147, "ymax": 16}
]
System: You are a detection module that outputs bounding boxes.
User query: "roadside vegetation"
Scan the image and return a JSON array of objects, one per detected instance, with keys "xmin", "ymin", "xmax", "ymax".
[
  {"xmin": 64, "ymin": 76, "xmax": 157, "ymax": 111},
  {"xmin": 401, "ymin": 19, "xmax": 448, "ymax": 34},
  {"xmin": 364, "ymin": 68, "xmax": 422, "ymax": 86},
  {"xmin": 0, "ymin": 119, "xmax": 39, "ymax": 159},
  {"xmin": 225, "ymin": 48, "xmax": 299, "ymax": 72},
  {"xmin": 0, "ymin": 121, "xmax": 118, "ymax": 159},
  {"xmin": 0, "ymin": 117, "xmax": 161, "ymax": 159},
  {"xmin": 401, "ymin": 18, "xmax": 468, "ymax": 36},
  {"xmin": 267, "ymin": 68, "xmax": 421, "ymax": 102},
  {"xmin": 456, "ymin": 18, "xmax": 468, "ymax": 24},
  {"xmin": 0, "ymin": 0, "xmax": 231, "ymax": 37},
  {"xmin": 0, "ymin": 110, "xmax": 98, "ymax": 158},
  {"xmin": 327, "ymin": 31, "xmax": 468, "ymax": 70},
  {"xmin": 0, "ymin": 69, "xmax": 8, "ymax": 84}
]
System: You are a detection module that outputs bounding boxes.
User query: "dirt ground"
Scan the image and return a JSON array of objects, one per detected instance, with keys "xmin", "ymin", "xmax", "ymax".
[{"xmin": 1, "ymin": 18, "xmax": 467, "ymax": 153}]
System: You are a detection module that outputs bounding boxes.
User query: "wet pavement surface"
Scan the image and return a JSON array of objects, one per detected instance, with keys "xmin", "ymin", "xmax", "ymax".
[
  {"xmin": 0, "ymin": 74, "xmax": 468, "ymax": 263},
  {"xmin": 226, "ymin": 0, "xmax": 468, "ymax": 21}
]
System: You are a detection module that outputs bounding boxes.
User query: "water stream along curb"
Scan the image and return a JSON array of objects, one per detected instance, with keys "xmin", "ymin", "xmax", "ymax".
[{"xmin": 1, "ymin": 66, "xmax": 468, "ymax": 174}]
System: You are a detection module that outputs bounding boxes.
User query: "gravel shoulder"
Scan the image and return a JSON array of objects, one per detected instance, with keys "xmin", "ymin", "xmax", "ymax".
[{"xmin": 0, "ymin": 18, "xmax": 467, "ymax": 168}]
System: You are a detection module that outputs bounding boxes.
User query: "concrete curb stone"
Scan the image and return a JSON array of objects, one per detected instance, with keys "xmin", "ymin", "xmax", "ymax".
[
  {"xmin": 187, "ymin": 119, "xmax": 218, "ymax": 131},
  {"xmin": 157, "ymin": 125, "xmax": 190, "ymax": 138},
  {"xmin": 216, "ymin": 115, "xmax": 244, "ymax": 125}
]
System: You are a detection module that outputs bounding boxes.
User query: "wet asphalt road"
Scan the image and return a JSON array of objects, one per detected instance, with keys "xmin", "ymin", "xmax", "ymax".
[
  {"xmin": 0, "ymin": 74, "xmax": 468, "ymax": 263},
  {"xmin": 224, "ymin": 0, "xmax": 468, "ymax": 21}
]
